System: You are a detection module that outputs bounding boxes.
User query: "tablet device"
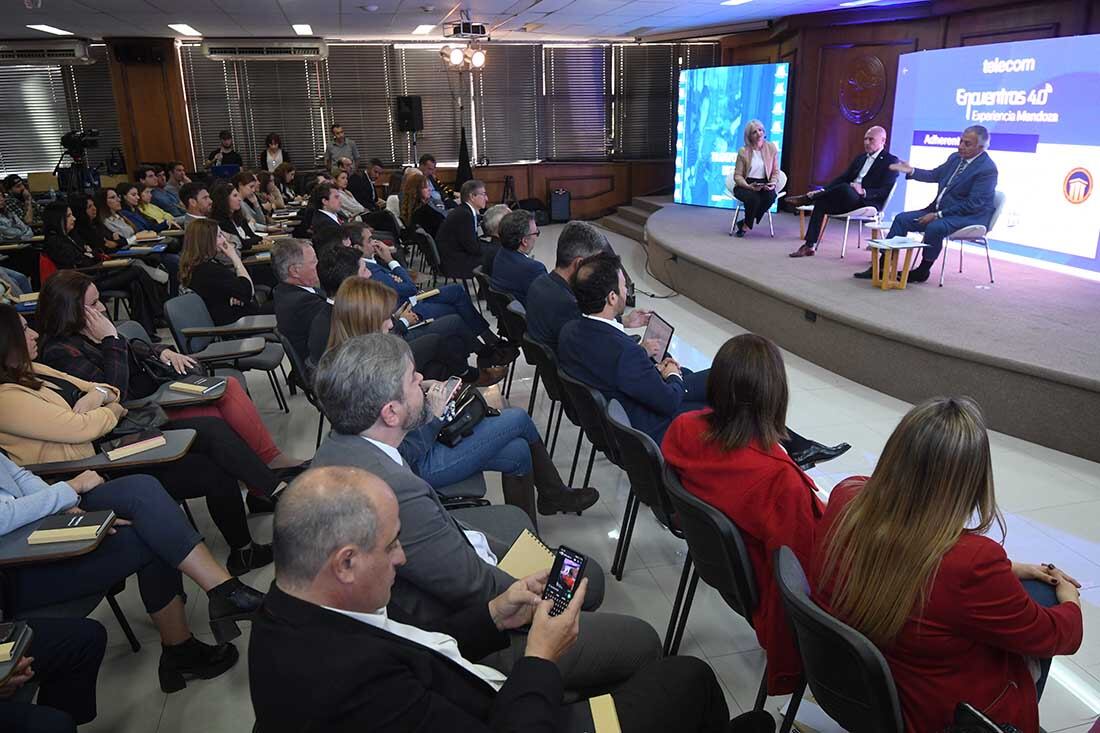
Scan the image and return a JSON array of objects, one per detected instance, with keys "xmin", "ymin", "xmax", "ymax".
[{"xmin": 640, "ymin": 313, "xmax": 674, "ymax": 363}]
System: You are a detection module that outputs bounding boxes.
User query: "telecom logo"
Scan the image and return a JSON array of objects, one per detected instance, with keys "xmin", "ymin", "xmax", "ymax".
[
  {"xmin": 1063, "ymin": 168, "xmax": 1093, "ymax": 204},
  {"xmin": 982, "ymin": 57, "xmax": 1037, "ymax": 74}
]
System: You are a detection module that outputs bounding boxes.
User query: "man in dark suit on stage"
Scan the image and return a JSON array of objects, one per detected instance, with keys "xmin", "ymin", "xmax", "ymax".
[
  {"xmin": 855, "ymin": 124, "xmax": 998, "ymax": 283},
  {"xmin": 249, "ymin": 464, "xmax": 731, "ymax": 733},
  {"xmin": 787, "ymin": 125, "xmax": 899, "ymax": 258},
  {"xmin": 436, "ymin": 179, "xmax": 489, "ymax": 278},
  {"xmin": 271, "ymin": 237, "xmax": 327, "ymax": 361}
]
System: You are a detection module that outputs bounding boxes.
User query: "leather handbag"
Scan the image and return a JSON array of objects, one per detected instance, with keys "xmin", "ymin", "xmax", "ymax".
[
  {"xmin": 942, "ymin": 703, "xmax": 1022, "ymax": 733},
  {"xmin": 436, "ymin": 384, "xmax": 500, "ymax": 448},
  {"xmin": 110, "ymin": 402, "xmax": 169, "ymax": 436}
]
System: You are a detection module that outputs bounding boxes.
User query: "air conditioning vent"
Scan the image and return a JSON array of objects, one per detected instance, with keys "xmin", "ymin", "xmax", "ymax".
[
  {"xmin": 0, "ymin": 39, "xmax": 93, "ymax": 65},
  {"xmin": 201, "ymin": 39, "xmax": 328, "ymax": 60}
]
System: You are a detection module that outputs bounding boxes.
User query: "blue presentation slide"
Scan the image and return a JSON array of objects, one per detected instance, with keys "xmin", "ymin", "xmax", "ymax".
[
  {"xmin": 891, "ymin": 35, "xmax": 1100, "ymax": 276},
  {"xmin": 674, "ymin": 63, "xmax": 790, "ymax": 209}
]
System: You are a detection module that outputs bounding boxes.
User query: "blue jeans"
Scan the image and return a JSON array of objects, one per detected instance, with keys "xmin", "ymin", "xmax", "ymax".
[
  {"xmin": 1021, "ymin": 578, "xmax": 1058, "ymax": 699},
  {"xmin": 414, "ymin": 407, "xmax": 540, "ymax": 488},
  {"xmin": 414, "ymin": 283, "xmax": 491, "ymax": 339},
  {"xmin": 1, "ymin": 265, "xmax": 31, "ymax": 294},
  {"xmin": 9, "ymin": 474, "xmax": 200, "ymax": 615}
]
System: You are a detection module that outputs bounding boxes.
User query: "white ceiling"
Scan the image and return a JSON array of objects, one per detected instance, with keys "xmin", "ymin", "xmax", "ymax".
[{"xmin": 9, "ymin": 0, "xmax": 925, "ymax": 42}]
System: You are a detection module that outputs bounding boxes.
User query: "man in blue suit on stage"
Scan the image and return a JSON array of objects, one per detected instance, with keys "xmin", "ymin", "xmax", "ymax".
[
  {"xmin": 558, "ymin": 252, "xmax": 707, "ymax": 444},
  {"xmin": 855, "ymin": 124, "xmax": 998, "ymax": 283}
]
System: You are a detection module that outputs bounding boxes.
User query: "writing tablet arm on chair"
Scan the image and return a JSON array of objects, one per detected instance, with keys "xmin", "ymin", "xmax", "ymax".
[
  {"xmin": 186, "ymin": 337, "xmax": 266, "ymax": 364},
  {"xmin": 181, "ymin": 315, "xmax": 277, "ymax": 339},
  {"xmin": 22, "ymin": 428, "xmax": 197, "ymax": 477}
]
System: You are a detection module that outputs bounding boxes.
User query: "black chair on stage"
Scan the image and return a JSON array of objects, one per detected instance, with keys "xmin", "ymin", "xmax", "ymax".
[
  {"xmin": 557, "ymin": 368, "xmax": 622, "ymax": 488},
  {"xmin": 774, "ymin": 546, "xmax": 904, "ymax": 733}
]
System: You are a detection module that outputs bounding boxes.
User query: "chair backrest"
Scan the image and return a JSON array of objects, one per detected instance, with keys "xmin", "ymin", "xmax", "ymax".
[
  {"xmin": 163, "ymin": 293, "xmax": 217, "ymax": 354},
  {"xmin": 115, "ymin": 319, "xmax": 152, "ymax": 345},
  {"xmin": 385, "ymin": 195, "xmax": 403, "ymax": 230},
  {"xmin": 472, "ymin": 266, "xmax": 507, "ymax": 322},
  {"xmin": 521, "ymin": 334, "xmax": 566, "ymax": 403},
  {"xmin": 988, "ymin": 190, "xmax": 1007, "ymax": 233},
  {"xmin": 774, "ymin": 546, "xmax": 904, "ymax": 733},
  {"xmin": 38, "ymin": 253, "xmax": 58, "ymax": 284},
  {"xmin": 881, "ymin": 179, "xmax": 900, "ymax": 214},
  {"xmin": 415, "ymin": 227, "xmax": 442, "ymax": 271},
  {"xmin": 663, "ymin": 464, "xmax": 759, "ymax": 623},
  {"xmin": 604, "ymin": 400, "xmax": 680, "ymax": 535},
  {"xmin": 275, "ymin": 330, "xmax": 316, "ymax": 398},
  {"xmin": 557, "ymin": 368, "xmax": 619, "ymax": 462},
  {"xmin": 497, "ymin": 299, "xmax": 528, "ymax": 351},
  {"xmin": 775, "ymin": 169, "xmax": 788, "ymax": 194}
]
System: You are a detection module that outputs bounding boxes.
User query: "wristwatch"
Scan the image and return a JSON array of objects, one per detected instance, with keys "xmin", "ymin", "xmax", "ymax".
[{"xmin": 94, "ymin": 386, "xmax": 112, "ymax": 402}]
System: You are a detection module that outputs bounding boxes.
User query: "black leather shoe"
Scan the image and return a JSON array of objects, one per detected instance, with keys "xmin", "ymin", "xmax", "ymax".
[
  {"xmin": 790, "ymin": 442, "xmax": 851, "ymax": 470},
  {"xmin": 246, "ymin": 493, "xmax": 277, "ymax": 515},
  {"xmin": 907, "ymin": 265, "xmax": 931, "ymax": 283},
  {"xmin": 853, "ymin": 267, "xmax": 873, "ymax": 279},
  {"xmin": 734, "ymin": 222, "xmax": 746, "ymax": 238},
  {"xmin": 226, "ymin": 542, "xmax": 273, "ymax": 576},
  {"xmin": 479, "ymin": 344, "xmax": 520, "ymax": 367},
  {"xmin": 272, "ymin": 460, "xmax": 310, "ymax": 482},
  {"xmin": 207, "ymin": 577, "xmax": 264, "ymax": 644},
  {"xmin": 158, "ymin": 636, "xmax": 238, "ymax": 693},
  {"xmin": 537, "ymin": 487, "xmax": 600, "ymax": 516}
]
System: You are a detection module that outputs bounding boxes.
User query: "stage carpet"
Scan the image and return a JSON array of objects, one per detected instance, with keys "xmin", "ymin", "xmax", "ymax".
[{"xmin": 644, "ymin": 203, "xmax": 1100, "ymax": 463}]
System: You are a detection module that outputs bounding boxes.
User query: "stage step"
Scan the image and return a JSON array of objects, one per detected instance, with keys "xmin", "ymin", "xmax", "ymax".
[
  {"xmin": 632, "ymin": 195, "xmax": 672, "ymax": 213},
  {"xmin": 596, "ymin": 213, "xmax": 646, "ymax": 243},
  {"xmin": 616, "ymin": 205, "xmax": 651, "ymax": 225}
]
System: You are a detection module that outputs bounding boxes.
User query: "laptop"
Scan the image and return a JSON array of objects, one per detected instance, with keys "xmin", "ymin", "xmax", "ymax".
[{"xmin": 640, "ymin": 313, "xmax": 674, "ymax": 363}]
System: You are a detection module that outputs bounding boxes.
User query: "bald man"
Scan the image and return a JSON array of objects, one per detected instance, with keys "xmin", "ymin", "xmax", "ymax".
[{"xmin": 787, "ymin": 125, "xmax": 899, "ymax": 257}]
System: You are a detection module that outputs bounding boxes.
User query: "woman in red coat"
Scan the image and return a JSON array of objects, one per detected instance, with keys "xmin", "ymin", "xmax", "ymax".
[
  {"xmin": 812, "ymin": 397, "xmax": 1083, "ymax": 733},
  {"xmin": 662, "ymin": 334, "xmax": 824, "ymax": 695}
]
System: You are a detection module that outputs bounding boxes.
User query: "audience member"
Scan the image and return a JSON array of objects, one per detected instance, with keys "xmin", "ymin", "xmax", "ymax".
[
  {"xmin": 178, "ymin": 181, "xmax": 213, "ymax": 226},
  {"xmin": 36, "ymin": 268, "xmax": 297, "ymax": 473},
  {"xmin": 310, "ymin": 336, "xmax": 663, "ymax": 684},
  {"xmin": 399, "ymin": 169, "xmax": 445, "ymax": 238},
  {"xmin": 0, "ymin": 454, "xmax": 262, "ymax": 693},
  {"xmin": 0, "ymin": 304, "xmax": 283, "ymax": 573},
  {"xmin": 331, "ymin": 167, "xmax": 366, "ymax": 220},
  {"xmin": 812, "ymin": 396, "xmax": 1083, "ymax": 732},
  {"xmin": 256, "ymin": 170, "xmax": 285, "ymax": 211},
  {"xmin": 163, "ymin": 161, "xmax": 190, "ymax": 199},
  {"xmin": 210, "ymin": 183, "xmax": 262, "ymax": 252},
  {"xmin": 308, "ymin": 183, "xmax": 344, "ymax": 238},
  {"xmin": 0, "ymin": 205, "xmax": 33, "ymax": 242},
  {"xmin": 729, "ymin": 119, "xmax": 779, "ymax": 238},
  {"xmin": 662, "ymin": 334, "xmax": 824, "ymax": 695},
  {"xmin": 310, "ymin": 224, "xmax": 350, "ymax": 261},
  {"xmin": 136, "ymin": 165, "xmax": 185, "ymax": 218},
  {"xmin": 418, "ymin": 153, "xmax": 451, "ymax": 212},
  {"xmin": 491, "ymin": 209, "xmax": 546, "ymax": 306},
  {"xmin": 249, "ymin": 466, "xmax": 729, "ymax": 732},
  {"xmin": 115, "ymin": 182, "xmax": 180, "ymax": 293},
  {"xmin": 116, "ymin": 182, "xmax": 172, "ymax": 234},
  {"xmin": 136, "ymin": 184, "xmax": 182, "ymax": 229},
  {"xmin": 2, "ymin": 174, "xmax": 36, "ymax": 227},
  {"xmin": 232, "ymin": 171, "xmax": 278, "ymax": 233},
  {"xmin": 478, "ymin": 203, "xmax": 510, "ymax": 276},
  {"xmin": 95, "ymin": 187, "xmax": 157, "ymax": 253},
  {"xmin": 180, "ymin": 219, "xmax": 272, "ymax": 325},
  {"xmin": 0, "ymin": 265, "xmax": 31, "ymax": 298},
  {"xmin": 786, "ymin": 125, "xmax": 899, "ymax": 258},
  {"xmin": 271, "ymin": 238, "xmax": 326, "ymax": 361},
  {"xmin": 259, "ymin": 132, "xmax": 289, "ymax": 172},
  {"xmin": 0, "ymin": 617, "xmax": 106, "ymax": 731},
  {"xmin": 324, "ymin": 123, "xmax": 359, "ymax": 170},
  {"xmin": 207, "ymin": 130, "xmax": 243, "ymax": 168},
  {"xmin": 435, "ymin": 179, "xmax": 489, "ymax": 278},
  {"xmin": 42, "ymin": 201, "xmax": 163, "ymax": 337},
  {"xmin": 272, "ymin": 163, "xmax": 298, "ymax": 203}
]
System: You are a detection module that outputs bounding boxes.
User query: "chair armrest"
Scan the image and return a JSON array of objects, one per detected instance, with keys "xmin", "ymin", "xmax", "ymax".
[
  {"xmin": 182, "ymin": 315, "xmax": 277, "ymax": 338},
  {"xmin": 23, "ymin": 429, "xmax": 197, "ymax": 476},
  {"xmin": 188, "ymin": 337, "xmax": 265, "ymax": 363}
]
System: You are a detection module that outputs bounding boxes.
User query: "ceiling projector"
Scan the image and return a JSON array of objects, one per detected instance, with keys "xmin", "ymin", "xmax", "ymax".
[{"xmin": 444, "ymin": 21, "xmax": 487, "ymax": 39}]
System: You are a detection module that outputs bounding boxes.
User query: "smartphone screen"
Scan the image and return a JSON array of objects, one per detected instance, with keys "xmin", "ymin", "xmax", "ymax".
[{"xmin": 543, "ymin": 545, "xmax": 587, "ymax": 616}]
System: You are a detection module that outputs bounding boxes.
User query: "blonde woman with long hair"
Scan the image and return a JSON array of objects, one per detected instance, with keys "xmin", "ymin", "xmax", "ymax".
[
  {"xmin": 729, "ymin": 119, "xmax": 779, "ymax": 237},
  {"xmin": 811, "ymin": 397, "xmax": 1082, "ymax": 732}
]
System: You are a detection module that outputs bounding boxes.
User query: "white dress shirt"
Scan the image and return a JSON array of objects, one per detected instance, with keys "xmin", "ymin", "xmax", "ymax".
[
  {"xmin": 748, "ymin": 149, "xmax": 766, "ymax": 179},
  {"xmin": 361, "ymin": 437, "xmax": 498, "ymax": 565},
  {"xmin": 582, "ymin": 313, "xmax": 625, "ymax": 334},
  {"xmin": 855, "ymin": 151, "xmax": 879, "ymax": 185},
  {"xmin": 323, "ymin": 605, "xmax": 506, "ymax": 692}
]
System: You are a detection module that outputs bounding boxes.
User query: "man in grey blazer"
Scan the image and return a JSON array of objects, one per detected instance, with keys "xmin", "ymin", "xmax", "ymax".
[{"xmin": 312, "ymin": 333, "xmax": 661, "ymax": 690}]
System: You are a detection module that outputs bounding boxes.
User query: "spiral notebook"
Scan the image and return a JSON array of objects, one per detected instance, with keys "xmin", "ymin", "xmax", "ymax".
[{"xmin": 497, "ymin": 528, "xmax": 555, "ymax": 578}]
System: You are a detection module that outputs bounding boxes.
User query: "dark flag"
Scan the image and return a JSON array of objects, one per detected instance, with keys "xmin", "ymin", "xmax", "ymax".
[{"xmin": 456, "ymin": 126, "xmax": 473, "ymax": 187}]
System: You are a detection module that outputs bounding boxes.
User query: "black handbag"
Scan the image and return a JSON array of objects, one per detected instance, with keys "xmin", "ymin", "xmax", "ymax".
[
  {"xmin": 436, "ymin": 384, "xmax": 500, "ymax": 448},
  {"xmin": 110, "ymin": 401, "xmax": 169, "ymax": 436},
  {"xmin": 942, "ymin": 703, "xmax": 1022, "ymax": 733}
]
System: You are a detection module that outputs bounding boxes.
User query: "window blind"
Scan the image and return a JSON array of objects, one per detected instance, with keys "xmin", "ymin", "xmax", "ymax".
[
  {"xmin": 325, "ymin": 44, "xmax": 396, "ymax": 165},
  {"xmin": 474, "ymin": 45, "xmax": 541, "ymax": 164},
  {"xmin": 392, "ymin": 47, "xmax": 471, "ymax": 165},
  {"xmin": 613, "ymin": 44, "xmax": 675, "ymax": 160},
  {"xmin": 0, "ymin": 65, "xmax": 71, "ymax": 175},
  {"xmin": 63, "ymin": 45, "xmax": 122, "ymax": 172},
  {"xmin": 543, "ymin": 45, "xmax": 610, "ymax": 161}
]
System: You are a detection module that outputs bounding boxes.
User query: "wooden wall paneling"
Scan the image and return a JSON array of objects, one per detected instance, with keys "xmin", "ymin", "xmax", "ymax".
[
  {"xmin": 471, "ymin": 164, "xmax": 531, "ymax": 204},
  {"xmin": 1089, "ymin": 0, "xmax": 1100, "ymax": 32},
  {"xmin": 626, "ymin": 160, "xmax": 674, "ymax": 198},
  {"xmin": 943, "ymin": 0, "xmax": 1088, "ymax": 45},
  {"xmin": 531, "ymin": 162, "xmax": 631, "ymax": 219}
]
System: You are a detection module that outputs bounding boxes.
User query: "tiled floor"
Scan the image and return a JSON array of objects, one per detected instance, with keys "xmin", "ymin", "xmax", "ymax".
[{"xmin": 79, "ymin": 221, "xmax": 1100, "ymax": 732}]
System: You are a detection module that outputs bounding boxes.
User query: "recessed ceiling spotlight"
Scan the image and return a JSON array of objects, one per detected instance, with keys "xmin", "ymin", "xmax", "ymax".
[
  {"xmin": 421, "ymin": 5, "xmax": 436, "ymax": 11},
  {"xmin": 413, "ymin": 24, "xmax": 435, "ymax": 34},
  {"xmin": 720, "ymin": 0, "xmax": 752, "ymax": 5},
  {"xmin": 168, "ymin": 23, "xmax": 202, "ymax": 36},
  {"xmin": 292, "ymin": 24, "xmax": 313, "ymax": 35},
  {"xmin": 26, "ymin": 24, "xmax": 73, "ymax": 35},
  {"xmin": 360, "ymin": 4, "xmax": 380, "ymax": 11}
]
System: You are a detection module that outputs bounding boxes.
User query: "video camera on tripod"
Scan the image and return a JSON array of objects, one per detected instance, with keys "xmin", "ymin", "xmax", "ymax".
[{"xmin": 55, "ymin": 128, "xmax": 101, "ymax": 194}]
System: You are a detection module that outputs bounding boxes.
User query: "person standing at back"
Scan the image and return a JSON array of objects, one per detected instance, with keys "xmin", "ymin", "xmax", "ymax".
[
  {"xmin": 324, "ymin": 124, "xmax": 359, "ymax": 171},
  {"xmin": 811, "ymin": 397, "xmax": 1083, "ymax": 732}
]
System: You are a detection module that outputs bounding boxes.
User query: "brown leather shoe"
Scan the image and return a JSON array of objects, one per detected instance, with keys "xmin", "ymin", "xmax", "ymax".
[
  {"xmin": 786, "ymin": 194, "xmax": 811, "ymax": 207},
  {"xmin": 789, "ymin": 244, "xmax": 816, "ymax": 258},
  {"xmin": 473, "ymin": 365, "xmax": 508, "ymax": 387}
]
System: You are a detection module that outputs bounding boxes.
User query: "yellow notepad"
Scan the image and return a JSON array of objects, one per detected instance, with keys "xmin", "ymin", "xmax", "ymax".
[
  {"xmin": 589, "ymin": 694, "xmax": 621, "ymax": 733},
  {"xmin": 0, "ymin": 641, "xmax": 14, "ymax": 663},
  {"xmin": 496, "ymin": 529, "xmax": 554, "ymax": 579}
]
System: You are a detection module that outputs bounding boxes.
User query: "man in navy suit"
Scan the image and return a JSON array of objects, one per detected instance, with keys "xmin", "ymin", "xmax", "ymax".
[
  {"xmin": 787, "ymin": 125, "xmax": 899, "ymax": 258},
  {"xmin": 558, "ymin": 252, "xmax": 707, "ymax": 444},
  {"xmin": 490, "ymin": 210, "xmax": 548, "ymax": 306},
  {"xmin": 855, "ymin": 124, "xmax": 998, "ymax": 283}
]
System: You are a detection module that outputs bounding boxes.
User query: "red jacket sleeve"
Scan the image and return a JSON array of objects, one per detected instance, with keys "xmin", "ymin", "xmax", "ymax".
[{"xmin": 952, "ymin": 539, "xmax": 1083, "ymax": 658}]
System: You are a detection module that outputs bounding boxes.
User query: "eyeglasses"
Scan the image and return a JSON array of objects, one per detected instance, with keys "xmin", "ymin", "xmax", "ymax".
[{"xmin": 526, "ymin": 228, "xmax": 541, "ymax": 238}]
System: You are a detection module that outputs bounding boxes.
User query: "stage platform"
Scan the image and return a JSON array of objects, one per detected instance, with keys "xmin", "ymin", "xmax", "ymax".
[{"xmin": 644, "ymin": 203, "xmax": 1100, "ymax": 463}]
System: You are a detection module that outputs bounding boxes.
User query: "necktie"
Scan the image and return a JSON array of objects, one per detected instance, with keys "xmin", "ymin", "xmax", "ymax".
[{"xmin": 936, "ymin": 159, "xmax": 969, "ymax": 208}]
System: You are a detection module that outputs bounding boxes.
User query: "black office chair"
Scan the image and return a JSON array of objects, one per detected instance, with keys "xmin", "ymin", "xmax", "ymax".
[
  {"xmin": 274, "ymin": 331, "xmax": 326, "ymax": 448},
  {"xmin": 603, "ymin": 400, "xmax": 684, "ymax": 585},
  {"xmin": 557, "ymin": 368, "xmax": 622, "ymax": 488},
  {"xmin": 774, "ymin": 546, "xmax": 904, "ymax": 733},
  {"xmin": 663, "ymin": 463, "xmax": 771, "ymax": 715},
  {"xmin": 521, "ymin": 335, "xmax": 575, "ymax": 459},
  {"xmin": 4, "ymin": 574, "xmax": 142, "ymax": 654},
  {"xmin": 471, "ymin": 267, "xmax": 506, "ymax": 330},
  {"xmin": 495, "ymin": 299, "xmax": 530, "ymax": 400}
]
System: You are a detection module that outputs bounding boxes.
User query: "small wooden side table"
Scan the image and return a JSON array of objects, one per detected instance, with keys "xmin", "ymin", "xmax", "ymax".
[{"xmin": 868, "ymin": 239, "xmax": 928, "ymax": 290}]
